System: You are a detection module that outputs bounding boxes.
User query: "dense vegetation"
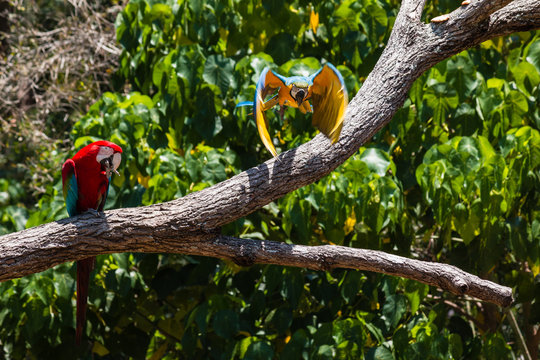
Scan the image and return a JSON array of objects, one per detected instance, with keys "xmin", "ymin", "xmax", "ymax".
[{"xmin": 0, "ymin": 0, "xmax": 539, "ymax": 358}]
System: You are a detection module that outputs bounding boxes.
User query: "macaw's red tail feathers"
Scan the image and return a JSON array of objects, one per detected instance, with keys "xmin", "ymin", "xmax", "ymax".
[{"xmin": 76, "ymin": 257, "xmax": 95, "ymax": 345}]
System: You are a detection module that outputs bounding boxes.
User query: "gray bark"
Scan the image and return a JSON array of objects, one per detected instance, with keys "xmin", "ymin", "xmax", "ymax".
[{"xmin": 1, "ymin": 0, "xmax": 539, "ymax": 308}]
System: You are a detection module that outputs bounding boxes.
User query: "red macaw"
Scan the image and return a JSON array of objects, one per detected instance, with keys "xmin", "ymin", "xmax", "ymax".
[{"xmin": 61, "ymin": 140, "xmax": 122, "ymax": 345}]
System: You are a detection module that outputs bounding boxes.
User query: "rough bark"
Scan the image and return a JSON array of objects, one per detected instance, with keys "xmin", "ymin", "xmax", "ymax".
[{"xmin": 1, "ymin": 0, "xmax": 539, "ymax": 307}]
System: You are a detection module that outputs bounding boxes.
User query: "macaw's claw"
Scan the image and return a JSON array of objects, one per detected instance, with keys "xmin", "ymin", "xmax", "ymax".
[{"xmin": 85, "ymin": 208, "xmax": 104, "ymax": 218}]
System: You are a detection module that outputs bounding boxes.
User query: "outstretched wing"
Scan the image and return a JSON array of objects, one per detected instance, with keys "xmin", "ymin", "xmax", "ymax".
[
  {"xmin": 309, "ymin": 63, "xmax": 348, "ymax": 144},
  {"xmin": 61, "ymin": 159, "xmax": 79, "ymax": 217},
  {"xmin": 255, "ymin": 68, "xmax": 288, "ymax": 157}
]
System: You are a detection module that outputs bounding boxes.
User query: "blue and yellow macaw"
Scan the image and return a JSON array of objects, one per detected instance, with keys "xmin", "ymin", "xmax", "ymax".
[{"xmin": 238, "ymin": 63, "xmax": 348, "ymax": 157}]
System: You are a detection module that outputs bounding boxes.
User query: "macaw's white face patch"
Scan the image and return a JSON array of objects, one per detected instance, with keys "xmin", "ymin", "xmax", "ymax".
[
  {"xmin": 96, "ymin": 146, "xmax": 114, "ymax": 163},
  {"xmin": 96, "ymin": 146, "xmax": 122, "ymax": 177},
  {"xmin": 290, "ymin": 84, "xmax": 309, "ymax": 106}
]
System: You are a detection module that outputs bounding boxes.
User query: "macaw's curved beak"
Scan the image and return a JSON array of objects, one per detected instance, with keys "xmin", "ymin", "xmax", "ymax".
[
  {"xmin": 100, "ymin": 152, "xmax": 122, "ymax": 178},
  {"xmin": 295, "ymin": 89, "xmax": 305, "ymax": 107}
]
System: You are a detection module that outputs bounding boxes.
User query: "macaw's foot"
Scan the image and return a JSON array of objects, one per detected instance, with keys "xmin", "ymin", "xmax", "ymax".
[{"xmin": 85, "ymin": 208, "xmax": 105, "ymax": 218}]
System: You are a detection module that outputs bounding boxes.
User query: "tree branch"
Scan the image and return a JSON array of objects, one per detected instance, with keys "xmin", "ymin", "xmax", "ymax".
[
  {"xmin": 0, "ymin": 217, "xmax": 515, "ymax": 307},
  {"xmin": 1, "ymin": 0, "xmax": 539, "ymax": 306},
  {"xmin": 194, "ymin": 236, "xmax": 514, "ymax": 307},
  {"xmin": 434, "ymin": 0, "xmax": 514, "ymax": 28}
]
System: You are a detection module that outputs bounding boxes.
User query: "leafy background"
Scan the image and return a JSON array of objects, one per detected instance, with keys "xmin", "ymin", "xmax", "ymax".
[{"xmin": 1, "ymin": 0, "xmax": 539, "ymax": 359}]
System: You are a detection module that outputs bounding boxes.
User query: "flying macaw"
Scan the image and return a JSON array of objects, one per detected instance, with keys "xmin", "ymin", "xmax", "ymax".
[
  {"xmin": 61, "ymin": 140, "xmax": 122, "ymax": 345},
  {"xmin": 238, "ymin": 63, "xmax": 348, "ymax": 157}
]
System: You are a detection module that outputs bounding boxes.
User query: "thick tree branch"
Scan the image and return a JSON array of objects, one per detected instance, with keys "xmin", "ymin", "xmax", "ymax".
[
  {"xmin": 1, "ymin": 0, "xmax": 539, "ymax": 306},
  {"xmin": 196, "ymin": 236, "xmax": 514, "ymax": 307},
  {"xmin": 437, "ymin": 0, "xmax": 514, "ymax": 28},
  {"xmin": 0, "ymin": 221, "xmax": 514, "ymax": 307}
]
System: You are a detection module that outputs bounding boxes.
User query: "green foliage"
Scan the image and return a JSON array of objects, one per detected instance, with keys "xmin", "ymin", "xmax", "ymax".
[{"xmin": 1, "ymin": 0, "xmax": 539, "ymax": 358}]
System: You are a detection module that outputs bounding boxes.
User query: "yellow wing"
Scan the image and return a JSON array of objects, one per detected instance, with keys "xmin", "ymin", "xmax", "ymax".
[
  {"xmin": 309, "ymin": 64, "xmax": 348, "ymax": 143},
  {"xmin": 254, "ymin": 68, "xmax": 287, "ymax": 157}
]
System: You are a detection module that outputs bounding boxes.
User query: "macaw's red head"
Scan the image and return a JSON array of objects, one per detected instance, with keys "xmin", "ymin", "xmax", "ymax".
[
  {"xmin": 72, "ymin": 140, "xmax": 123, "ymax": 178},
  {"xmin": 63, "ymin": 140, "xmax": 123, "ymax": 214}
]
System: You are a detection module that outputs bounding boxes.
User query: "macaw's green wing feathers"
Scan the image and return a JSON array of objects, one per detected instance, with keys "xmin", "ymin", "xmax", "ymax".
[
  {"xmin": 255, "ymin": 68, "xmax": 287, "ymax": 157},
  {"xmin": 310, "ymin": 63, "xmax": 348, "ymax": 143},
  {"xmin": 61, "ymin": 159, "xmax": 78, "ymax": 217}
]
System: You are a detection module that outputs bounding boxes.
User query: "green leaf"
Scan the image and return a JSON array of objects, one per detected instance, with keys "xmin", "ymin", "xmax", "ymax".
[
  {"xmin": 360, "ymin": 148, "xmax": 391, "ymax": 176},
  {"xmin": 525, "ymin": 39, "xmax": 540, "ymax": 73},
  {"xmin": 424, "ymin": 83, "xmax": 459, "ymax": 124},
  {"xmin": 265, "ymin": 33, "xmax": 295, "ymax": 65},
  {"xmin": 203, "ymin": 55, "xmax": 236, "ymax": 94},
  {"xmin": 477, "ymin": 135, "xmax": 496, "ymax": 162},
  {"xmin": 280, "ymin": 57, "xmax": 321, "ymax": 76},
  {"xmin": 511, "ymin": 61, "xmax": 540, "ymax": 96},
  {"xmin": 476, "ymin": 87, "xmax": 503, "ymax": 121},
  {"xmin": 448, "ymin": 333, "xmax": 463, "ymax": 359},
  {"xmin": 393, "ymin": 327, "xmax": 409, "ymax": 354},
  {"xmin": 333, "ymin": 0, "xmax": 359, "ymax": 37},
  {"xmin": 244, "ymin": 341, "xmax": 274, "ymax": 360},
  {"xmin": 404, "ymin": 280, "xmax": 428, "ymax": 314},
  {"xmin": 212, "ymin": 310, "xmax": 239, "ymax": 338},
  {"xmin": 447, "ymin": 55, "xmax": 479, "ymax": 99},
  {"xmin": 317, "ymin": 344, "xmax": 335, "ymax": 359},
  {"xmin": 268, "ymin": 307, "xmax": 292, "ymax": 334},
  {"xmin": 366, "ymin": 345, "xmax": 394, "ymax": 360},
  {"xmin": 382, "ymin": 294, "xmax": 407, "ymax": 329},
  {"xmin": 359, "ymin": 2, "xmax": 387, "ymax": 46},
  {"xmin": 149, "ymin": 3, "xmax": 173, "ymax": 22},
  {"xmin": 192, "ymin": 86, "xmax": 222, "ymax": 139},
  {"xmin": 503, "ymin": 90, "xmax": 528, "ymax": 127},
  {"xmin": 457, "ymin": 137, "xmax": 480, "ymax": 172},
  {"xmin": 280, "ymin": 269, "xmax": 303, "ymax": 308},
  {"xmin": 483, "ymin": 333, "xmax": 511, "ymax": 360},
  {"xmin": 201, "ymin": 160, "xmax": 226, "ymax": 183}
]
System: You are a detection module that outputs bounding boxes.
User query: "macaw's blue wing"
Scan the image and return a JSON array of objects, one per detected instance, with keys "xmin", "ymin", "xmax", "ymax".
[
  {"xmin": 62, "ymin": 159, "xmax": 79, "ymax": 217},
  {"xmin": 309, "ymin": 63, "xmax": 348, "ymax": 144},
  {"xmin": 255, "ymin": 68, "xmax": 288, "ymax": 157}
]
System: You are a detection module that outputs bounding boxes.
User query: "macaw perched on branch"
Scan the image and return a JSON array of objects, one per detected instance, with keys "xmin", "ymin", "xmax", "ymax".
[
  {"xmin": 61, "ymin": 140, "xmax": 122, "ymax": 345},
  {"xmin": 238, "ymin": 63, "xmax": 348, "ymax": 157}
]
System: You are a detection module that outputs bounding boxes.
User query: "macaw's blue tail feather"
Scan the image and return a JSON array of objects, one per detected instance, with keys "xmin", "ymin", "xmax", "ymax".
[{"xmin": 236, "ymin": 101, "xmax": 254, "ymax": 108}]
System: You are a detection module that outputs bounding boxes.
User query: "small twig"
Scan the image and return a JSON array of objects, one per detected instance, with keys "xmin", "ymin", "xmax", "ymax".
[
  {"xmin": 465, "ymin": 299, "xmax": 476, "ymax": 337},
  {"xmin": 506, "ymin": 308, "xmax": 533, "ymax": 360}
]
